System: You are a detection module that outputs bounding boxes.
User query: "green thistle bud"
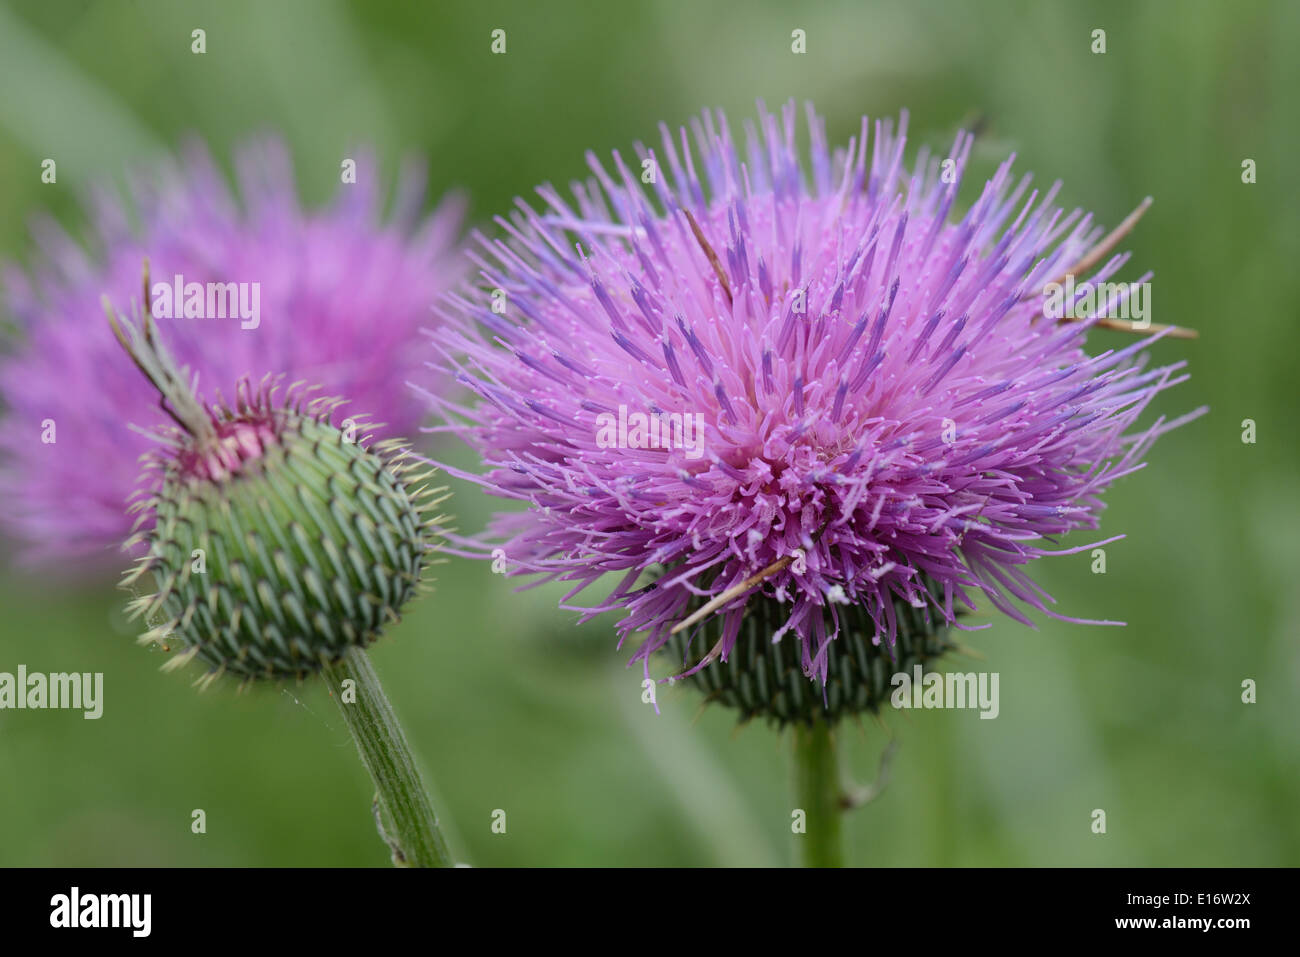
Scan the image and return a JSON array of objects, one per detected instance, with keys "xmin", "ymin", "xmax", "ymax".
[
  {"xmin": 109, "ymin": 278, "xmax": 445, "ymax": 685},
  {"xmin": 665, "ymin": 582, "xmax": 956, "ymax": 727}
]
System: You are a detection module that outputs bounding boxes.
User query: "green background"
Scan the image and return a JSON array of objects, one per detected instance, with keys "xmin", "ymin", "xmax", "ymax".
[{"xmin": 1, "ymin": 0, "xmax": 1296, "ymax": 866}]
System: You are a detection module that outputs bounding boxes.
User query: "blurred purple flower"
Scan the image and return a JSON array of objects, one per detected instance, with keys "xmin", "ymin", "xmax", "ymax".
[
  {"xmin": 1, "ymin": 138, "xmax": 464, "ymax": 568},
  {"xmin": 430, "ymin": 102, "xmax": 1202, "ymax": 687}
]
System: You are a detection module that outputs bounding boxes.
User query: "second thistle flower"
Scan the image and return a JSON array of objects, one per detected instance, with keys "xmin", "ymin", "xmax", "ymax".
[{"xmin": 433, "ymin": 101, "xmax": 1199, "ymax": 723}]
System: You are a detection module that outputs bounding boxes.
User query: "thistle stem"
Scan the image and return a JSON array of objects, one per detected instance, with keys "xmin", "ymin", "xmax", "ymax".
[
  {"xmin": 323, "ymin": 647, "xmax": 453, "ymax": 868},
  {"xmin": 792, "ymin": 720, "xmax": 843, "ymax": 868}
]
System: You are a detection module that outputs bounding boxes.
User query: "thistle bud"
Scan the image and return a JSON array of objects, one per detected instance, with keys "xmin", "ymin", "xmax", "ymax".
[{"xmin": 111, "ymin": 277, "xmax": 445, "ymax": 684}]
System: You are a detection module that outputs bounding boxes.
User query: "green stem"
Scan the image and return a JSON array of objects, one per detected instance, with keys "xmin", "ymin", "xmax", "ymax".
[
  {"xmin": 323, "ymin": 647, "xmax": 453, "ymax": 868},
  {"xmin": 792, "ymin": 720, "xmax": 843, "ymax": 868}
]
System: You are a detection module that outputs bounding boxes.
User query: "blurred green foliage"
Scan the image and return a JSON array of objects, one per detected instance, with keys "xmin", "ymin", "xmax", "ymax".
[{"xmin": 0, "ymin": 0, "xmax": 1296, "ymax": 866}]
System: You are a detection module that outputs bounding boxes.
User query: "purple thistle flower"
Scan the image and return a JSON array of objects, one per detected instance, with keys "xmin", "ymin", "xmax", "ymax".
[
  {"xmin": 1, "ymin": 138, "xmax": 464, "ymax": 568},
  {"xmin": 431, "ymin": 102, "xmax": 1202, "ymax": 708}
]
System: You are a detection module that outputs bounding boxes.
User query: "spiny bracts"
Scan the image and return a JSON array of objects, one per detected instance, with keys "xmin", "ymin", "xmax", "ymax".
[
  {"xmin": 667, "ymin": 585, "xmax": 956, "ymax": 727},
  {"xmin": 112, "ymin": 279, "xmax": 447, "ymax": 685}
]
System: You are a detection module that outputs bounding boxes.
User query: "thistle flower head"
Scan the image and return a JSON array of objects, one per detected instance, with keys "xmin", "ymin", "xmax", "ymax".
[
  {"xmin": 0, "ymin": 138, "xmax": 463, "ymax": 568},
  {"xmin": 113, "ymin": 276, "xmax": 446, "ymax": 684},
  {"xmin": 433, "ymin": 102, "xmax": 1200, "ymax": 724}
]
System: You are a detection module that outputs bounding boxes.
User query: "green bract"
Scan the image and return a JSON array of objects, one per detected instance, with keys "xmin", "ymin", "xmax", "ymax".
[
  {"xmin": 127, "ymin": 412, "xmax": 440, "ymax": 682},
  {"xmin": 110, "ymin": 280, "xmax": 444, "ymax": 685},
  {"xmin": 666, "ymin": 586, "xmax": 955, "ymax": 727}
]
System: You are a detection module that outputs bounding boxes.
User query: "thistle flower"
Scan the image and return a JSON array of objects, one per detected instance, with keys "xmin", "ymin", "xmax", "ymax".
[
  {"xmin": 432, "ymin": 102, "xmax": 1201, "ymax": 724},
  {"xmin": 111, "ymin": 275, "xmax": 447, "ymax": 684},
  {"xmin": 0, "ymin": 138, "xmax": 463, "ymax": 568},
  {"xmin": 104, "ymin": 279, "xmax": 454, "ymax": 867}
]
